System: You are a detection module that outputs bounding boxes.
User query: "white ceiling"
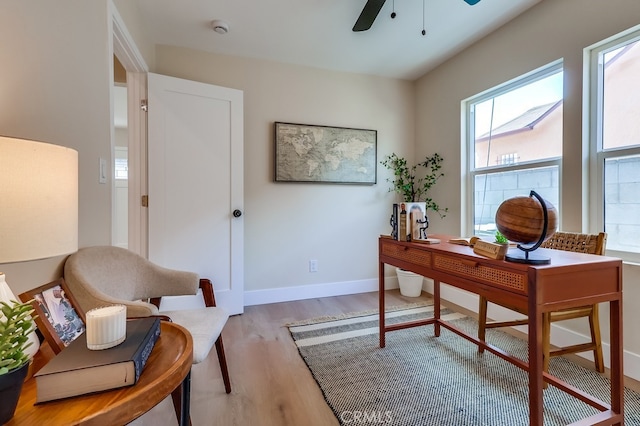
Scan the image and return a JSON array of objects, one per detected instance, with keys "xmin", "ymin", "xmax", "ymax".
[{"xmin": 135, "ymin": 0, "xmax": 541, "ymax": 81}]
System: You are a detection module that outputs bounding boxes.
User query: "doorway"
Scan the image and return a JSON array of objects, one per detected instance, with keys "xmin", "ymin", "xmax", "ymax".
[
  {"xmin": 110, "ymin": 7, "xmax": 245, "ymax": 314},
  {"xmin": 112, "ymin": 56, "xmax": 128, "ymax": 249},
  {"xmin": 111, "ymin": 6, "xmax": 148, "ymax": 256}
]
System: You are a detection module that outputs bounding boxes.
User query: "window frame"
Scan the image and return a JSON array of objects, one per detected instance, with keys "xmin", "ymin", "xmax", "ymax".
[
  {"xmin": 587, "ymin": 25, "xmax": 640, "ymax": 263},
  {"xmin": 462, "ymin": 61, "xmax": 564, "ymax": 237}
]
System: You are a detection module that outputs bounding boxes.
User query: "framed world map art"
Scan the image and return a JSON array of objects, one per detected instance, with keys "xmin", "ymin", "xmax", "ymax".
[{"xmin": 274, "ymin": 122, "xmax": 377, "ymax": 184}]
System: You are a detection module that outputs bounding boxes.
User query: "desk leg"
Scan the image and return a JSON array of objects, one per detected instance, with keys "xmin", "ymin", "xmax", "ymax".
[
  {"xmin": 610, "ymin": 298, "xmax": 624, "ymax": 424},
  {"xmin": 528, "ymin": 291, "xmax": 543, "ymax": 426},
  {"xmin": 434, "ymin": 280, "xmax": 440, "ymax": 337},
  {"xmin": 379, "ymin": 260, "xmax": 386, "ymax": 348}
]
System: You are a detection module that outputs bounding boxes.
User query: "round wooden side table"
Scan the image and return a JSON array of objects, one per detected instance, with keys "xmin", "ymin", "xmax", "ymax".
[{"xmin": 8, "ymin": 321, "xmax": 193, "ymax": 426}]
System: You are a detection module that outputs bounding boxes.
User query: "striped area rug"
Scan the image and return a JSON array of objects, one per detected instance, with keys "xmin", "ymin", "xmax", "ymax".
[{"xmin": 288, "ymin": 303, "xmax": 640, "ymax": 426}]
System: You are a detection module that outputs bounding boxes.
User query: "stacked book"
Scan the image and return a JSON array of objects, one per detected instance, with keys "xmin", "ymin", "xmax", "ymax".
[
  {"xmin": 34, "ymin": 317, "xmax": 161, "ymax": 403},
  {"xmin": 391, "ymin": 203, "xmax": 416, "ymax": 242}
]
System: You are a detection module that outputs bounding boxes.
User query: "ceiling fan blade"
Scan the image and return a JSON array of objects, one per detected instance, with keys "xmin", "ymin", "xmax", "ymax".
[
  {"xmin": 463, "ymin": 0, "xmax": 481, "ymax": 4},
  {"xmin": 353, "ymin": 0, "xmax": 387, "ymax": 32}
]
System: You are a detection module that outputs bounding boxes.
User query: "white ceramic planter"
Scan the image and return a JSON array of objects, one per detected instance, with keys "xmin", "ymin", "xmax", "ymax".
[{"xmin": 396, "ymin": 268, "xmax": 423, "ymax": 297}]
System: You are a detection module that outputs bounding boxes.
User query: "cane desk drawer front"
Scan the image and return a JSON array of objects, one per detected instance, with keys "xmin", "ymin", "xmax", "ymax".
[
  {"xmin": 381, "ymin": 242, "xmax": 432, "ymax": 267},
  {"xmin": 433, "ymin": 254, "xmax": 528, "ymax": 294}
]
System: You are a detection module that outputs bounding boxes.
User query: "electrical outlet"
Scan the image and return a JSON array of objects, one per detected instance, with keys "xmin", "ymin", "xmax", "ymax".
[{"xmin": 309, "ymin": 259, "xmax": 318, "ymax": 272}]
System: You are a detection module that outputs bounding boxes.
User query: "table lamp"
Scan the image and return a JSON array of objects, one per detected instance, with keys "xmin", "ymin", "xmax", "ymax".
[{"xmin": 0, "ymin": 136, "xmax": 79, "ymax": 358}]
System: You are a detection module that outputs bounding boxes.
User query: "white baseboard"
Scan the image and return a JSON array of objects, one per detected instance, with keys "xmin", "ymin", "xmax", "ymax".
[{"xmin": 243, "ymin": 276, "xmax": 399, "ymax": 306}]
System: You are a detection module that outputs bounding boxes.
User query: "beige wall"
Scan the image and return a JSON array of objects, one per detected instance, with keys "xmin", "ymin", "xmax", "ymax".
[
  {"xmin": 154, "ymin": 46, "xmax": 415, "ymax": 292},
  {"xmin": 112, "ymin": 0, "xmax": 155, "ymax": 69},
  {"xmin": 416, "ymin": 0, "xmax": 640, "ymax": 374},
  {"xmin": 0, "ymin": 1, "xmax": 415, "ymax": 297},
  {"xmin": 0, "ymin": 0, "xmax": 114, "ymax": 292},
  {"xmin": 416, "ymin": 0, "xmax": 640, "ymax": 233}
]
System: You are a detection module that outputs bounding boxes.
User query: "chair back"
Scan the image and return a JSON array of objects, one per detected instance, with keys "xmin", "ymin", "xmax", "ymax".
[
  {"xmin": 64, "ymin": 246, "xmax": 201, "ymax": 317},
  {"xmin": 541, "ymin": 231, "xmax": 606, "ymax": 255},
  {"xmin": 65, "ymin": 246, "xmax": 164, "ymax": 316},
  {"xmin": 65, "ymin": 246, "xmax": 152, "ymax": 301}
]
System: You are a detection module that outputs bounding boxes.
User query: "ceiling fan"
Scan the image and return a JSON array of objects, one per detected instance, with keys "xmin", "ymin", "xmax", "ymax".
[{"xmin": 353, "ymin": 0, "xmax": 482, "ymax": 32}]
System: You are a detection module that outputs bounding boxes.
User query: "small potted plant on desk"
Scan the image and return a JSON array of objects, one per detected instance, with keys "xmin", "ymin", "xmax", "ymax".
[
  {"xmin": 0, "ymin": 299, "xmax": 37, "ymax": 423},
  {"xmin": 381, "ymin": 152, "xmax": 448, "ymax": 297},
  {"xmin": 494, "ymin": 230, "xmax": 510, "ymax": 259}
]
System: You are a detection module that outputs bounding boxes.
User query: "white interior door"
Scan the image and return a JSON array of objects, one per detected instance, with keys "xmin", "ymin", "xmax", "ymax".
[{"xmin": 147, "ymin": 73, "xmax": 244, "ymax": 315}]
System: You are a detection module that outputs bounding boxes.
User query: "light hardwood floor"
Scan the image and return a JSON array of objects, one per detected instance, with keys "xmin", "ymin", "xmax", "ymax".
[
  {"xmin": 135, "ymin": 290, "xmax": 426, "ymax": 426},
  {"xmin": 135, "ymin": 290, "xmax": 638, "ymax": 425}
]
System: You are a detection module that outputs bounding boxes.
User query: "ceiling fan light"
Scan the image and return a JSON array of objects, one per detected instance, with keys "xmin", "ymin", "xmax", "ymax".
[{"xmin": 354, "ymin": 0, "xmax": 482, "ymax": 32}]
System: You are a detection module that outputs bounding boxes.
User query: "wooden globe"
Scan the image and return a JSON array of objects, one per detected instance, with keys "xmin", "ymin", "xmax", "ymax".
[{"xmin": 495, "ymin": 194, "xmax": 558, "ymax": 244}]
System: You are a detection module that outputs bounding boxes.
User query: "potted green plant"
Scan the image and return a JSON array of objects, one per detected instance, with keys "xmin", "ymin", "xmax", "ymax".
[
  {"xmin": 494, "ymin": 230, "xmax": 510, "ymax": 260},
  {"xmin": 494, "ymin": 230, "xmax": 509, "ymax": 244},
  {"xmin": 0, "ymin": 299, "xmax": 37, "ymax": 423},
  {"xmin": 380, "ymin": 152, "xmax": 448, "ymax": 219},
  {"xmin": 381, "ymin": 152, "xmax": 448, "ymax": 296}
]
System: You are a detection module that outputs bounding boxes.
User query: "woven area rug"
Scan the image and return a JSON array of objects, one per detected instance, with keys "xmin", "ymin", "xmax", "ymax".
[{"xmin": 288, "ymin": 303, "xmax": 640, "ymax": 426}]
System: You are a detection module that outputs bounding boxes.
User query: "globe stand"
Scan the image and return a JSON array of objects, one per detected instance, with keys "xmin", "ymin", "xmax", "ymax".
[
  {"xmin": 504, "ymin": 190, "xmax": 552, "ymax": 265},
  {"xmin": 505, "ymin": 250, "xmax": 551, "ymax": 265}
]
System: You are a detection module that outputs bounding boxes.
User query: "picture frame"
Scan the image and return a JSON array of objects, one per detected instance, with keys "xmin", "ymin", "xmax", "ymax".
[
  {"xmin": 274, "ymin": 121, "xmax": 377, "ymax": 184},
  {"xmin": 19, "ymin": 278, "xmax": 86, "ymax": 354}
]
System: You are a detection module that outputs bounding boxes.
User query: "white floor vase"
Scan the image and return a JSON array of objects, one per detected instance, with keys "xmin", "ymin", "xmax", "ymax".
[{"xmin": 396, "ymin": 268, "xmax": 424, "ymax": 297}]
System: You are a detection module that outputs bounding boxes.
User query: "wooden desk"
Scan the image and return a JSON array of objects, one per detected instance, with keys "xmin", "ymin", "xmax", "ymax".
[
  {"xmin": 379, "ymin": 235, "xmax": 624, "ymax": 426},
  {"xmin": 8, "ymin": 321, "xmax": 193, "ymax": 426}
]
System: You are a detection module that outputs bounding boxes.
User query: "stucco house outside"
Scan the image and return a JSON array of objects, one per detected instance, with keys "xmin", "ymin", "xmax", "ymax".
[{"xmin": 473, "ymin": 39, "xmax": 640, "ymax": 247}]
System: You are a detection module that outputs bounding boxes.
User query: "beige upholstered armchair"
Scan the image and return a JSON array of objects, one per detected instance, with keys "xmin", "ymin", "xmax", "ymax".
[{"xmin": 63, "ymin": 246, "xmax": 231, "ymax": 395}]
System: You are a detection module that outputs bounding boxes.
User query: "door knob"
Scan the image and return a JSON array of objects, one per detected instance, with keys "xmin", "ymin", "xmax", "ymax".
[{"xmin": 233, "ymin": 209, "xmax": 242, "ymax": 218}]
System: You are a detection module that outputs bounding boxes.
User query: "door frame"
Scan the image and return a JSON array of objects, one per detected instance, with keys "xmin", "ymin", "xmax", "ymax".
[{"xmin": 110, "ymin": 2, "xmax": 149, "ymax": 256}]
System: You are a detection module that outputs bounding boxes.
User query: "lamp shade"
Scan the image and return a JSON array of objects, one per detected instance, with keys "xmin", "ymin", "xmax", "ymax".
[{"xmin": 0, "ymin": 136, "xmax": 78, "ymax": 263}]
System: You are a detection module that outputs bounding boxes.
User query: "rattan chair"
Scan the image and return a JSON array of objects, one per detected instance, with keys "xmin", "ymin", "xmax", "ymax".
[{"xmin": 477, "ymin": 231, "xmax": 607, "ymax": 376}]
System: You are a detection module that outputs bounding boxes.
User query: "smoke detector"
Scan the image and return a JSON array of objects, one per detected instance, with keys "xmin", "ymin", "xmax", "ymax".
[{"xmin": 212, "ymin": 20, "xmax": 229, "ymax": 35}]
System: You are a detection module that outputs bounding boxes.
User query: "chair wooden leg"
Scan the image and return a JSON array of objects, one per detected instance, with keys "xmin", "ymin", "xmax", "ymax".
[
  {"xmin": 215, "ymin": 335, "xmax": 232, "ymax": 393},
  {"xmin": 478, "ymin": 296, "xmax": 488, "ymax": 353},
  {"xmin": 589, "ymin": 304, "xmax": 605, "ymax": 373}
]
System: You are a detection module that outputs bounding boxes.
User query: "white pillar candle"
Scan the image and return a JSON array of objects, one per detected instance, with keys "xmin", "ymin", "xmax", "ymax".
[{"xmin": 85, "ymin": 305, "xmax": 127, "ymax": 350}]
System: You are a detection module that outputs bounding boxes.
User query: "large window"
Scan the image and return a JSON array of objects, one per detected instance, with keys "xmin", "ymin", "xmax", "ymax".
[
  {"xmin": 589, "ymin": 28, "xmax": 640, "ymax": 261},
  {"xmin": 465, "ymin": 62, "xmax": 563, "ymax": 239}
]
